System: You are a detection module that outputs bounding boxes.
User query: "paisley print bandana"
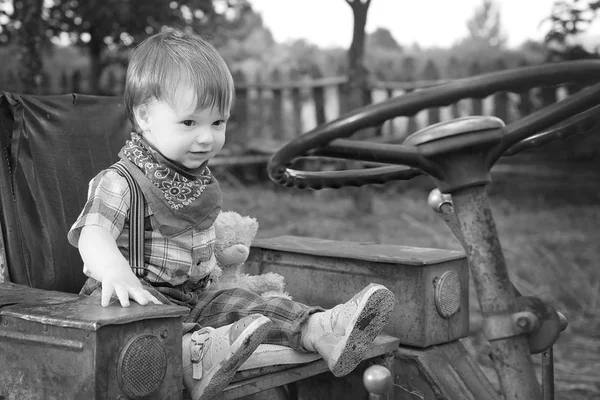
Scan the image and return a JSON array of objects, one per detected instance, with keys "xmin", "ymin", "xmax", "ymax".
[{"xmin": 118, "ymin": 132, "xmax": 222, "ymax": 237}]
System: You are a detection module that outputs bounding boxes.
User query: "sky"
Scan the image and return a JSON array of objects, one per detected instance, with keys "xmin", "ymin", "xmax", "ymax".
[{"xmin": 248, "ymin": 0, "xmax": 590, "ymax": 49}]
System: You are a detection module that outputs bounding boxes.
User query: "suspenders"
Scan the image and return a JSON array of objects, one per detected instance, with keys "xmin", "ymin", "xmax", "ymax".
[{"xmin": 110, "ymin": 161, "xmax": 146, "ymax": 277}]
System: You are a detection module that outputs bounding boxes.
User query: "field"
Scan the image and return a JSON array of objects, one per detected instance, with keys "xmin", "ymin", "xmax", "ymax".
[{"xmin": 217, "ymin": 160, "xmax": 600, "ymax": 399}]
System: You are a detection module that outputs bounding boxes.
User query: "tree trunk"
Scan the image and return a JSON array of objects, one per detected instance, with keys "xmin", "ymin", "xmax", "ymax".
[
  {"xmin": 16, "ymin": 0, "xmax": 44, "ymax": 94},
  {"xmin": 342, "ymin": 0, "xmax": 373, "ymax": 214}
]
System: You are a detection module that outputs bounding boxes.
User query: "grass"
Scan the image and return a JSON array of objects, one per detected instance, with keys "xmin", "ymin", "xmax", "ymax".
[
  {"xmin": 218, "ymin": 163, "xmax": 600, "ymax": 399},
  {"xmin": 220, "ymin": 169, "xmax": 600, "ymax": 334}
]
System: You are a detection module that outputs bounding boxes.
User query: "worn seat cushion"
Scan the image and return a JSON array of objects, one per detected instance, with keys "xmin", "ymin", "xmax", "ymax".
[{"xmin": 0, "ymin": 92, "xmax": 130, "ymax": 292}]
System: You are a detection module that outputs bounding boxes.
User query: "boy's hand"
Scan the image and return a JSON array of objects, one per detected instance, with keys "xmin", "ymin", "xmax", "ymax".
[{"xmin": 101, "ymin": 267, "xmax": 161, "ymax": 308}]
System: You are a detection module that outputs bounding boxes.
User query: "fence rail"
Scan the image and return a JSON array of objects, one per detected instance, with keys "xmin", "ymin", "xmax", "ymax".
[
  {"xmin": 2, "ymin": 67, "xmax": 596, "ymax": 163},
  {"xmin": 224, "ymin": 78, "xmax": 573, "ymax": 161}
]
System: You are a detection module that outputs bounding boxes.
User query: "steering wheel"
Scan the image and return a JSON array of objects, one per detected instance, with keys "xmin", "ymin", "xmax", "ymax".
[
  {"xmin": 268, "ymin": 60, "xmax": 600, "ymax": 400},
  {"xmin": 267, "ymin": 60, "xmax": 600, "ymax": 191}
]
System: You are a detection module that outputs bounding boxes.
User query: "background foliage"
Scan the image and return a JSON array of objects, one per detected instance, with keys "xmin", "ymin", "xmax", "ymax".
[{"xmin": 2, "ymin": 0, "xmax": 599, "ymax": 94}]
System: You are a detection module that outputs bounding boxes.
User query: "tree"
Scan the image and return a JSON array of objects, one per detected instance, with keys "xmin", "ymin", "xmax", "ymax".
[
  {"xmin": 218, "ymin": 10, "xmax": 275, "ymax": 65},
  {"xmin": 450, "ymin": 0, "xmax": 513, "ymax": 74},
  {"xmin": 465, "ymin": 0, "xmax": 507, "ymax": 48},
  {"xmin": 342, "ymin": 0, "xmax": 373, "ymax": 214},
  {"xmin": 543, "ymin": 0, "xmax": 600, "ymax": 60},
  {"xmin": 367, "ymin": 27, "xmax": 401, "ymax": 50},
  {"xmin": 365, "ymin": 27, "xmax": 403, "ymax": 81},
  {"xmin": 14, "ymin": 0, "xmax": 44, "ymax": 93},
  {"xmin": 1, "ymin": 0, "xmax": 254, "ymax": 93},
  {"xmin": 341, "ymin": 0, "xmax": 371, "ymax": 115}
]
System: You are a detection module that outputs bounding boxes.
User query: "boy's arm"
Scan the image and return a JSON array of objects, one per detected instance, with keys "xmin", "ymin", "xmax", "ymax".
[{"xmin": 78, "ymin": 225, "xmax": 160, "ymax": 307}]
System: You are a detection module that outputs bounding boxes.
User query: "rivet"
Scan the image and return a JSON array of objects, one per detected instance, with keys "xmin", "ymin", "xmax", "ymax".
[{"xmin": 516, "ymin": 317, "xmax": 530, "ymax": 330}]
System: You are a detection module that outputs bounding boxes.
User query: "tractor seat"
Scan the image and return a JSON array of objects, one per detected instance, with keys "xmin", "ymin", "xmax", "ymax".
[{"xmin": 0, "ymin": 92, "xmax": 399, "ymax": 399}]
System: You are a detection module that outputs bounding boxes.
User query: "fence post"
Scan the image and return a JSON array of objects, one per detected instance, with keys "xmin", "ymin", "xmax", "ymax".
[
  {"xmin": 400, "ymin": 56, "xmax": 416, "ymax": 82},
  {"xmin": 61, "ymin": 71, "xmax": 70, "ymax": 93},
  {"xmin": 385, "ymin": 87, "xmax": 395, "ymax": 136},
  {"xmin": 313, "ymin": 84, "xmax": 326, "ymax": 126},
  {"xmin": 232, "ymin": 70, "xmax": 249, "ymax": 152},
  {"xmin": 309, "ymin": 65, "xmax": 327, "ymax": 127},
  {"xmin": 516, "ymin": 59, "xmax": 533, "ymax": 119},
  {"xmin": 271, "ymin": 68, "xmax": 284, "ymax": 141},
  {"xmin": 493, "ymin": 58, "xmax": 509, "ymax": 122},
  {"xmin": 423, "ymin": 60, "xmax": 440, "ymax": 125},
  {"xmin": 254, "ymin": 71, "xmax": 266, "ymax": 141},
  {"xmin": 105, "ymin": 68, "xmax": 117, "ymax": 95},
  {"xmin": 290, "ymin": 84, "xmax": 303, "ymax": 138},
  {"xmin": 469, "ymin": 61, "xmax": 483, "ymax": 115},
  {"xmin": 72, "ymin": 70, "xmax": 81, "ymax": 93},
  {"xmin": 447, "ymin": 56, "xmax": 462, "ymax": 118},
  {"xmin": 40, "ymin": 71, "xmax": 50, "ymax": 94},
  {"xmin": 540, "ymin": 85, "xmax": 557, "ymax": 108}
]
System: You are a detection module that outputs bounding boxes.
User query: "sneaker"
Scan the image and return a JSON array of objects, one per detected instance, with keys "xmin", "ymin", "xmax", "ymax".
[
  {"xmin": 187, "ymin": 314, "xmax": 272, "ymax": 400},
  {"xmin": 309, "ymin": 283, "xmax": 395, "ymax": 377}
]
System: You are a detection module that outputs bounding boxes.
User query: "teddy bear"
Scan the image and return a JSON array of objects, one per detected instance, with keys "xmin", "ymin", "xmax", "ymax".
[{"xmin": 210, "ymin": 210, "xmax": 291, "ymax": 299}]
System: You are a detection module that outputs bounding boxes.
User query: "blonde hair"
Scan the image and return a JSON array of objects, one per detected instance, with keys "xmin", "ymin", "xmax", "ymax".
[{"xmin": 124, "ymin": 28, "xmax": 234, "ymax": 128}]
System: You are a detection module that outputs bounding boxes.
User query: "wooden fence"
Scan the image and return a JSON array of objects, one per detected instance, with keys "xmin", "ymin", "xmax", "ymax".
[
  {"xmin": 2, "ymin": 66, "xmax": 597, "ymax": 163},
  {"xmin": 221, "ymin": 76, "xmax": 579, "ymax": 163}
]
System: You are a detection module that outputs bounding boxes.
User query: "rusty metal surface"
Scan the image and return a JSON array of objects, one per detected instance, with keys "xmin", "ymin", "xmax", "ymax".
[
  {"xmin": 481, "ymin": 311, "xmax": 538, "ymax": 341},
  {"xmin": 0, "ymin": 281, "xmax": 80, "ymax": 306},
  {"xmin": 0, "ymin": 282, "xmax": 187, "ymax": 330},
  {"xmin": 0, "ymin": 312, "xmax": 183, "ymax": 399},
  {"xmin": 395, "ymin": 340, "xmax": 501, "ymax": 400},
  {"xmin": 0, "ymin": 221, "xmax": 7, "ymax": 283},
  {"xmin": 0, "ymin": 315, "xmax": 97, "ymax": 399},
  {"xmin": 515, "ymin": 296, "xmax": 562, "ymax": 354},
  {"xmin": 252, "ymin": 235, "xmax": 465, "ymax": 266},
  {"xmin": 542, "ymin": 348, "xmax": 555, "ymax": 400},
  {"xmin": 453, "ymin": 185, "xmax": 541, "ymax": 400}
]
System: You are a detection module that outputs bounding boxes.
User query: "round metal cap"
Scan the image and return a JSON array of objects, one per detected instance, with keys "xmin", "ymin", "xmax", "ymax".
[
  {"xmin": 404, "ymin": 116, "xmax": 505, "ymax": 146},
  {"xmin": 434, "ymin": 271, "xmax": 462, "ymax": 318}
]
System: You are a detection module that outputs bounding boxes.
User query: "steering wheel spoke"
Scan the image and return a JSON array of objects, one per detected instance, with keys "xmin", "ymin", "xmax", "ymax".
[
  {"xmin": 278, "ymin": 165, "xmax": 423, "ymax": 190},
  {"xmin": 310, "ymin": 139, "xmax": 443, "ymax": 178},
  {"xmin": 490, "ymin": 81, "xmax": 600, "ymax": 164}
]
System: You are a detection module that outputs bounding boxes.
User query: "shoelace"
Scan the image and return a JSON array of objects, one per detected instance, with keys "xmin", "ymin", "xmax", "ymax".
[
  {"xmin": 190, "ymin": 330, "xmax": 213, "ymax": 379},
  {"xmin": 329, "ymin": 293, "xmax": 362, "ymax": 335}
]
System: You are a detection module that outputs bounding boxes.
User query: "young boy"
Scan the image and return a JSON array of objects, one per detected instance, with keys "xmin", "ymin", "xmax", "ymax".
[{"xmin": 68, "ymin": 28, "xmax": 395, "ymax": 400}]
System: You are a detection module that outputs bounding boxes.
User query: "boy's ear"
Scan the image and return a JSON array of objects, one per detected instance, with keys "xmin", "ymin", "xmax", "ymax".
[{"xmin": 133, "ymin": 104, "xmax": 151, "ymax": 132}]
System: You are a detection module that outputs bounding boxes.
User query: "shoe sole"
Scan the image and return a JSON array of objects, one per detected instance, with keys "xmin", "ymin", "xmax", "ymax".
[
  {"xmin": 329, "ymin": 285, "xmax": 395, "ymax": 377},
  {"xmin": 192, "ymin": 317, "xmax": 273, "ymax": 400}
]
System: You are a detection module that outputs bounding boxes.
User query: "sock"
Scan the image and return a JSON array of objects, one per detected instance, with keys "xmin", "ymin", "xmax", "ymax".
[{"xmin": 301, "ymin": 311, "xmax": 326, "ymax": 352}]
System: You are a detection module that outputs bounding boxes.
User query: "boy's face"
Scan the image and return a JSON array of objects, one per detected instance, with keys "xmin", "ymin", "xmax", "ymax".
[{"xmin": 136, "ymin": 88, "xmax": 228, "ymax": 169}]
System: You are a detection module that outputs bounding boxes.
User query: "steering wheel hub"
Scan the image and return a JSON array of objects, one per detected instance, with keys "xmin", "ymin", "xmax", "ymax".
[
  {"xmin": 402, "ymin": 116, "xmax": 506, "ymax": 192},
  {"xmin": 404, "ymin": 116, "xmax": 504, "ymax": 152}
]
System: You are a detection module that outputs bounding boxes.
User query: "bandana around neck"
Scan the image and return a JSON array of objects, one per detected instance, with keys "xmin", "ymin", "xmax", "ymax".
[{"xmin": 118, "ymin": 132, "xmax": 221, "ymax": 237}]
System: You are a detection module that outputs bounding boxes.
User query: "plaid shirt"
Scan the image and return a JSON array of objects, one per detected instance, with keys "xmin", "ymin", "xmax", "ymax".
[{"xmin": 68, "ymin": 169, "xmax": 217, "ymax": 287}]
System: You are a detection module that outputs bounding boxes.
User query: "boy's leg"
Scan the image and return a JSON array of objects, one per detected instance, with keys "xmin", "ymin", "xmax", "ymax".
[
  {"xmin": 182, "ymin": 314, "xmax": 272, "ymax": 400},
  {"xmin": 187, "ymin": 288, "xmax": 323, "ymax": 351},
  {"xmin": 190, "ymin": 284, "xmax": 395, "ymax": 377}
]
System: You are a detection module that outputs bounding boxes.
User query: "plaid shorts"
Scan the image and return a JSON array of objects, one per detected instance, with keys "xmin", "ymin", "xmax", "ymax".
[{"xmin": 84, "ymin": 278, "xmax": 323, "ymax": 351}]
